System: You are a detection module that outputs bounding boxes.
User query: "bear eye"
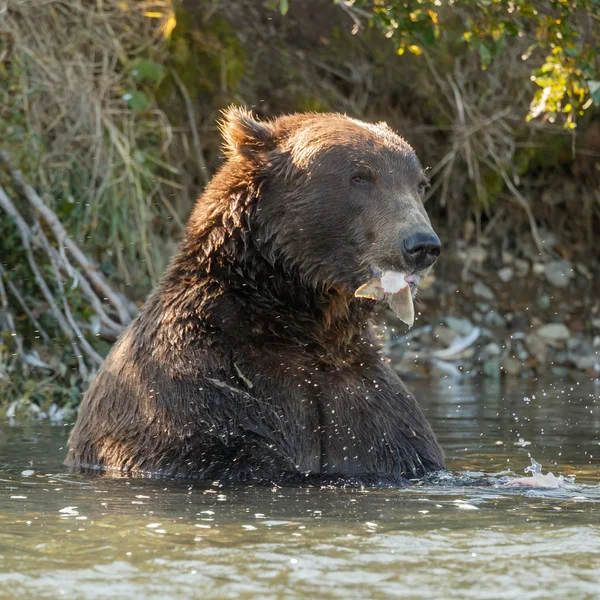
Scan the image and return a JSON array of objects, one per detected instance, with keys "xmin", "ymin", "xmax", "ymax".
[{"xmin": 351, "ymin": 173, "xmax": 372, "ymax": 186}]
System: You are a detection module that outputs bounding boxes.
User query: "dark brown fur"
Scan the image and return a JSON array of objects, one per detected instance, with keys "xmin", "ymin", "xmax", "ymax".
[{"xmin": 65, "ymin": 109, "xmax": 445, "ymax": 485}]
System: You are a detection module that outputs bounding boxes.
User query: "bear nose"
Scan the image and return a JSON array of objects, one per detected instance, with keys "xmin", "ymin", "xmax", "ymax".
[{"xmin": 402, "ymin": 231, "xmax": 441, "ymax": 270}]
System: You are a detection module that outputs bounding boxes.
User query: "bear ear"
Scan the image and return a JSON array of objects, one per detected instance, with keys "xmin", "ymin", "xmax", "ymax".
[
  {"xmin": 376, "ymin": 120, "xmax": 393, "ymax": 131},
  {"xmin": 219, "ymin": 106, "xmax": 275, "ymax": 158}
]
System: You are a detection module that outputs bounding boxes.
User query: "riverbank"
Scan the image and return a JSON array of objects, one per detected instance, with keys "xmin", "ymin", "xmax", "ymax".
[{"xmin": 381, "ymin": 242, "xmax": 600, "ymax": 381}]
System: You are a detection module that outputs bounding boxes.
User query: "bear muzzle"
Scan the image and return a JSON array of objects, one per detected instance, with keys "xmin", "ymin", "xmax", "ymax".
[{"xmin": 401, "ymin": 230, "xmax": 441, "ymax": 271}]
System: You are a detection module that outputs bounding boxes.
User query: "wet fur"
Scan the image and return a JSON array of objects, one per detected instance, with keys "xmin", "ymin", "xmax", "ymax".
[{"xmin": 66, "ymin": 109, "xmax": 445, "ymax": 485}]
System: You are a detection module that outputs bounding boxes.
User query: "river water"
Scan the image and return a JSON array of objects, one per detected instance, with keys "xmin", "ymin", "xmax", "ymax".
[{"xmin": 1, "ymin": 377, "xmax": 600, "ymax": 599}]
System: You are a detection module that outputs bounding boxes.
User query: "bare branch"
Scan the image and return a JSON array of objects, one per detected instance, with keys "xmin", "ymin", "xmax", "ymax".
[
  {"xmin": 0, "ymin": 185, "xmax": 88, "ymax": 378},
  {"xmin": 0, "ymin": 268, "xmax": 24, "ymax": 365},
  {"xmin": 0, "ymin": 151, "xmax": 133, "ymax": 326},
  {"xmin": 0, "ymin": 263, "xmax": 51, "ymax": 345}
]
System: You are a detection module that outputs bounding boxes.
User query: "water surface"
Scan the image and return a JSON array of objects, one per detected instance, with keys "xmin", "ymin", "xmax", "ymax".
[{"xmin": 1, "ymin": 378, "xmax": 600, "ymax": 599}]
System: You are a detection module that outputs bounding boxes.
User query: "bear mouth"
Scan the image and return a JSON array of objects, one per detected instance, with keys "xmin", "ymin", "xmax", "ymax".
[{"xmin": 354, "ymin": 269, "xmax": 421, "ymax": 328}]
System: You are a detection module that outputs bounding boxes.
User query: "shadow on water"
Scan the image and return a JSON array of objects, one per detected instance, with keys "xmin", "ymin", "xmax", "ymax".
[{"xmin": 1, "ymin": 377, "xmax": 600, "ymax": 599}]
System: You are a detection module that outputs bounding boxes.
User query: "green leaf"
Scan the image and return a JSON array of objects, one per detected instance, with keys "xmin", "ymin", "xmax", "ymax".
[
  {"xmin": 123, "ymin": 90, "xmax": 150, "ymax": 112},
  {"xmin": 279, "ymin": 0, "xmax": 289, "ymax": 15},
  {"xmin": 479, "ymin": 44, "xmax": 492, "ymax": 69},
  {"xmin": 131, "ymin": 59, "xmax": 166, "ymax": 85},
  {"xmin": 502, "ymin": 20, "xmax": 519, "ymax": 37},
  {"xmin": 588, "ymin": 80, "xmax": 600, "ymax": 105},
  {"xmin": 422, "ymin": 25, "xmax": 436, "ymax": 45},
  {"xmin": 563, "ymin": 46, "xmax": 579, "ymax": 58}
]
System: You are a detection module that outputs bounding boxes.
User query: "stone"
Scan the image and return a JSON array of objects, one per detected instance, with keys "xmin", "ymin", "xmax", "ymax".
[
  {"xmin": 484, "ymin": 310, "xmax": 506, "ymax": 329},
  {"xmin": 544, "ymin": 260, "xmax": 573, "ymax": 288},
  {"xmin": 501, "ymin": 251, "xmax": 514, "ymax": 264},
  {"xmin": 554, "ymin": 351, "xmax": 569, "ymax": 364},
  {"xmin": 482, "ymin": 359, "xmax": 501, "ymax": 379},
  {"xmin": 539, "ymin": 229, "xmax": 559, "ymax": 249},
  {"xmin": 526, "ymin": 333, "xmax": 547, "ymax": 363},
  {"xmin": 575, "ymin": 355, "xmax": 600, "ymax": 371},
  {"xmin": 443, "ymin": 316, "xmax": 474, "ymax": 336},
  {"xmin": 497, "ymin": 267, "xmax": 514, "ymax": 283},
  {"xmin": 433, "ymin": 324, "xmax": 459, "ymax": 347},
  {"xmin": 502, "ymin": 357, "xmax": 522, "ymax": 376},
  {"xmin": 532, "ymin": 262, "xmax": 546, "ymax": 276},
  {"xmin": 592, "ymin": 318, "xmax": 600, "ymax": 330},
  {"xmin": 537, "ymin": 294, "xmax": 551, "ymax": 310},
  {"xmin": 509, "ymin": 312, "xmax": 528, "ymax": 331},
  {"xmin": 473, "ymin": 281, "xmax": 495, "ymax": 301},
  {"xmin": 466, "ymin": 246, "xmax": 488, "ymax": 263},
  {"xmin": 514, "ymin": 259, "xmax": 530, "ymax": 277},
  {"xmin": 551, "ymin": 366, "xmax": 570, "ymax": 377},
  {"xmin": 483, "ymin": 342, "xmax": 502, "ymax": 357},
  {"xmin": 536, "ymin": 323, "xmax": 571, "ymax": 341}
]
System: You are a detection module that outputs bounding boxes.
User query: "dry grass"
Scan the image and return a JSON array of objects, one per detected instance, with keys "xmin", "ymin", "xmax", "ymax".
[{"xmin": 3, "ymin": 0, "xmax": 184, "ymax": 287}]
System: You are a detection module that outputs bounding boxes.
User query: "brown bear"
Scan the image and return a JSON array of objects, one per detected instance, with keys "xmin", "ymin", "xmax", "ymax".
[{"xmin": 65, "ymin": 108, "xmax": 445, "ymax": 485}]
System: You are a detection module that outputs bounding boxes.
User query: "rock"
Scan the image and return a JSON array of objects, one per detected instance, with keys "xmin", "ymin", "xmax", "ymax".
[
  {"xmin": 497, "ymin": 267, "xmax": 514, "ymax": 283},
  {"xmin": 544, "ymin": 260, "xmax": 573, "ymax": 288},
  {"xmin": 567, "ymin": 317, "xmax": 585, "ymax": 333},
  {"xmin": 473, "ymin": 281, "xmax": 495, "ymax": 301},
  {"xmin": 537, "ymin": 229, "xmax": 559, "ymax": 249},
  {"xmin": 530, "ymin": 316, "xmax": 544, "ymax": 328},
  {"xmin": 537, "ymin": 294, "xmax": 551, "ymax": 310},
  {"xmin": 592, "ymin": 318, "xmax": 600, "ymax": 330},
  {"xmin": 433, "ymin": 325, "xmax": 459, "ymax": 347},
  {"xmin": 466, "ymin": 246, "xmax": 488, "ymax": 264},
  {"xmin": 554, "ymin": 351, "xmax": 569, "ymax": 364},
  {"xmin": 482, "ymin": 358, "xmax": 501, "ymax": 379},
  {"xmin": 540, "ymin": 231, "xmax": 559, "ymax": 249},
  {"xmin": 515, "ymin": 342, "xmax": 529, "ymax": 361},
  {"xmin": 508, "ymin": 312, "xmax": 528, "ymax": 330},
  {"xmin": 443, "ymin": 316, "xmax": 474, "ymax": 336},
  {"xmin": 502, "ymin": 357, "xmax": 522, "ymax": 376},
  {"xmin": 526, "ymin": 333, "xmax": 547, "ymax": 363},
  {"xmin": 551, "ymin": 366, "xmax": 570, "ymax": 377},
  {"xmin": 537, "ymin": 323, "xmax": 571, "ymax": 341},
  {"xmin": 484, "ymin": 310, "xmax": 506, "ymax": 329},
  {"xmin": 575, "ymin": 355, "xmax": 600, "ymax": 371},
  {"xmin": 532, "ymin": 262, "xmax": 546, "ymax": 276},
  {"xmin": 483, "ymin": 342, "xmax": 502, "ymax": 357},
  {"xmin": 514, "ymin": 259, "xmax": 530, "ymax": 277},
  {"xmin": 501, "ymin": 251, "xmax": 514, "ymax": 264}
]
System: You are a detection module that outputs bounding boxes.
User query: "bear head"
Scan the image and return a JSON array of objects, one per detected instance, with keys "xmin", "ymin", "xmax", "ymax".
[{"xmin": 218, "ymin": 107, "xmax": 440, "ymax": 301}]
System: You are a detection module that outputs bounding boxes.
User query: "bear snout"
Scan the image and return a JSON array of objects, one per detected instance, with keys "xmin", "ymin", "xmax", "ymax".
[{"xmin": 401, "ymin": 230, "xmax": 441, "ymax": 271}]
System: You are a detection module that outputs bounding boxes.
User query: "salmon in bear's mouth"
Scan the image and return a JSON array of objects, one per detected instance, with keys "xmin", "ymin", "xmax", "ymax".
[{"xmin": 354, "ymin": 269, "xmax": 421, "ymax": 327}]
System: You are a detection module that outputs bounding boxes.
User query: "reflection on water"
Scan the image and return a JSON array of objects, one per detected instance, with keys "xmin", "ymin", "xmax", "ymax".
[{"xmin": 1, "ymin": 378, "xmax": 600, "ymax": 599}]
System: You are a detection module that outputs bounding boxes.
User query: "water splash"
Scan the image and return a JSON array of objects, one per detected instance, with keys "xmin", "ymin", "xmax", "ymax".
[
  {"xmin": 506, "ymin": 457, "xmax": 576, "ymax": 489},
  {"xmin": 524, "ymin": 457, "xmax": 543, "ymax": 476}
]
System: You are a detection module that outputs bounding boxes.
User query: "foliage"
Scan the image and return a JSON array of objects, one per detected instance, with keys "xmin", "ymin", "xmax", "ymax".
[{"xmin": 357, "ymin": 0, "xmax": 600, "ymax": 127}]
